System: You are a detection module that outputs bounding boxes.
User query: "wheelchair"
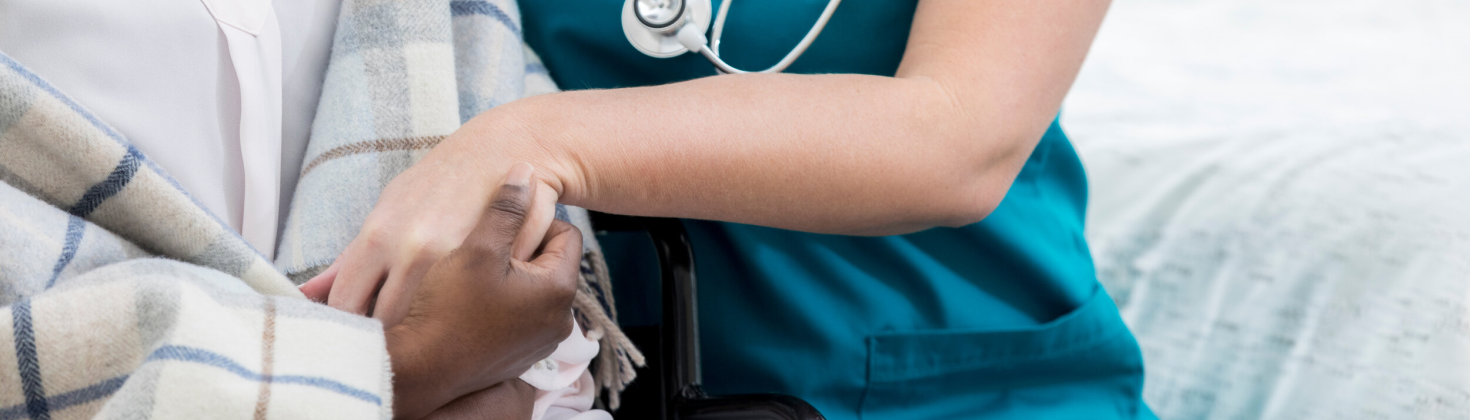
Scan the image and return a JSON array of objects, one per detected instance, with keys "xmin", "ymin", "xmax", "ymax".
[{"xmin": 589, "ymin": 213, "xmax": 826, "ymax": 420}]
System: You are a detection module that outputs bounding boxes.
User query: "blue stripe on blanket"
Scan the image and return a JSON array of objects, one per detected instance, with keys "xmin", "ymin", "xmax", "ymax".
[
  {"xmin": 147, "ymin": 345, "xmax": 382, "ymax": 405},
  {"xmin": 69, "ymin": 146, "xmax": 142, "ymax": 218},
  {"xmin": 10, "ymin": 300, "xmax": 51, "ymax": 420},
  {"xmin": 450, "ymin": 0, "xmax": 521, "ymax": 37},
  {"xmin": 45, "ymin": 216, "xmax": 85, "ymax": 289},
  {"xmin": 36, "ymin": 148, "xmax": 142, "ymax": 286},
  {"xmin": 0, "ymin": 376, "xmax": 127, "ymax": 420}
]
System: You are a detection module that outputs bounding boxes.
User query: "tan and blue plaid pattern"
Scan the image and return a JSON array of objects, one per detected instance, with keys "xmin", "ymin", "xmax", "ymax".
[
  {"xmin": 0, "ymin": 51, "xmax": 393, "ymax": 420},
  {"xmin": 274, "ymin": 0, "xmax": 643, "ymax": 407},
  {"xmin": 1, "ymin": 0, "xmax": 645, "ymax": 416}
]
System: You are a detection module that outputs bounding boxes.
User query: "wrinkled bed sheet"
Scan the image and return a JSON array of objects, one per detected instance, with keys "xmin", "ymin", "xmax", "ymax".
[{"xmin": 1062, "ymin": 0, "xmax": 1470, "ymax": 418}]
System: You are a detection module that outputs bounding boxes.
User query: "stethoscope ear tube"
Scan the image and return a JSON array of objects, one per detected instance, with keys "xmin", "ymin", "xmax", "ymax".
[{"xmin": 623, "ymin": 0, "xmax": 843, "ymax": 74}]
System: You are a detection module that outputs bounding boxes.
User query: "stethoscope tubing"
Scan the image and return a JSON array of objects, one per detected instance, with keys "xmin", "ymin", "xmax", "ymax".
[
  {"xmin": 634, "ymin": 0, "xmax": 842, "ymax": 74},
  {"xmin": 703, "ymin": 0, "xmax": 841, "ymax": 74}
]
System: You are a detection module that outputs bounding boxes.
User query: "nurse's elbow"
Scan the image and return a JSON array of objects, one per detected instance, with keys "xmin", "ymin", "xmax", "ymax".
[
  {"xmin": 928, "ymin": 124, "xmax": 1044, "ymax": 229},
  {"xmin": 852, "ymin": 189, "xmax": 996, "ymax": 236},
  {"xmin": 937, "ymin": 209, "xmax": 992, "ymax": 229},
  {"xmin": 934, "ymin": 187, "xmax": 1002, "ymax": 228},
  {"xmin": 930, "ymin": 167, "xmax": 1014, "ymax": 228}
]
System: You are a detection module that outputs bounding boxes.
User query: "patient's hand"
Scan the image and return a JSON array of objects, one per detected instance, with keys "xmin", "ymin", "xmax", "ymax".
[
  {"xmin": 372, "ymin": 165, "xmax": 582, "ymax": 419},
  {"xmin": 422, "ymin": 380, "xmax": 536, "ymax": 420},
  {"xmin": 300, "ymin": 160, "xmax": 562, "ymax": 327}
]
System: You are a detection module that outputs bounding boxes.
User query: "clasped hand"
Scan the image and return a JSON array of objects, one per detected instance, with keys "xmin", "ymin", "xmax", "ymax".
[{"xmin": 300, "ymin": 163, "xmax": 579, "ymax": 419}]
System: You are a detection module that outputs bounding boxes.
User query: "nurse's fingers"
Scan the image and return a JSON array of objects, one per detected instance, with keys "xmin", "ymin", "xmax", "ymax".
[
  {"xmin": 299, "ymin": 263, "xmax": 340, "ymax": 303},
  {"xmin": 462, "ymin": 162, "xmax": 537, "ymax": 264},
  {"xmin": 511, "ymin": 182, "xmax": 559, "ymax": 262},
  {"xmin": 327, "ymin": 242, "xmax": 389, "ymax": 316},
  {"xmin": 372, "ymin": 253, "xmax": 440, "ymax": 328}
]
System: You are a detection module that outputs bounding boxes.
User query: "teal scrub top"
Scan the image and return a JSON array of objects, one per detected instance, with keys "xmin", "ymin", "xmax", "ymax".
[{"xmin": 520, "ymin": 1, "xmax": 1154, "ymax": 419}]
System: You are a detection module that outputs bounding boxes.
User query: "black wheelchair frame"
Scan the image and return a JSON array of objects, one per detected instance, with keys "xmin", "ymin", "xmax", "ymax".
[{"xmin": 589, "ymin": 213, "xmax": 825, "ymax": 420}]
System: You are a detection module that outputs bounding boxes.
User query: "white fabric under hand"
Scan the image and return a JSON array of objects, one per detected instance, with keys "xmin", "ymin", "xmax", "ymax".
[{"xmin": 519, "ymin": 315, "xmax": 605, "ymax": 420}]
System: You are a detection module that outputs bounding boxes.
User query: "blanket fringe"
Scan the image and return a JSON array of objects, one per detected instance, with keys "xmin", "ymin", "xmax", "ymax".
[{"xmin": 573, "ymin": 247, "xmax": 646, "ymax": 410}]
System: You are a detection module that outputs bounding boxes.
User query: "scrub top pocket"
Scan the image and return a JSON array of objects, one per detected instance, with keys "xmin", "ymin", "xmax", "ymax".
[{"xmin": 861, "ymin": 289, "xmax": 1154, "ymax": 420}]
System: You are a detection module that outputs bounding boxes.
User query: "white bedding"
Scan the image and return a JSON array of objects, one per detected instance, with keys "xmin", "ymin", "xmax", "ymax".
[{"xmin": 1062, "ymin": 0, "xmax": 1470, "ymax": 418}]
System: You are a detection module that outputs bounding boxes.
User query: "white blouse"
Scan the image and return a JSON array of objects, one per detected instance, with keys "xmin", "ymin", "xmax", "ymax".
[{"xmin": 0, "ymin": 0, "xmax": 341, "ymax": 257}]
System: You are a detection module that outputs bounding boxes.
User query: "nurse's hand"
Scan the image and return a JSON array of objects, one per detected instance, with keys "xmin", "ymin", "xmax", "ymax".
[
  {"xmin": 299, "ymin": 157, "xmax": 569, "ymax": 327},
  {"xmin": 378, "ymin": 170, "xmax": 582, "ymax": 419}
]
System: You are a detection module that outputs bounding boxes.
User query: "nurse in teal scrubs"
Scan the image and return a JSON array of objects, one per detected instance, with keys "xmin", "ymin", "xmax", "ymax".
[
  {"xmin": 333, "ymin": 0, "xmax": 1153, "ymax": 418},
  {"xmin": 517, "ymin": 1, "xmax": 1152, "ymax": 418}
]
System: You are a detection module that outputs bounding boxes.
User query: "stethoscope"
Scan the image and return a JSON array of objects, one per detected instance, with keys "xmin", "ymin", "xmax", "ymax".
[{"xmin": 621, "ymin": 0, "xmax": 842, "ymax": 74}]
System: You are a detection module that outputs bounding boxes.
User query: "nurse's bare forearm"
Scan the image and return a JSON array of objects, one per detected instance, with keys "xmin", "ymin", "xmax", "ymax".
[
  {"xmin": 484, "ymin": 74, "xmax": 1032, "ymax": 235},
  {"xmin": 454, "ymin": 0, "xmax": 1110, "ymax": 235}
]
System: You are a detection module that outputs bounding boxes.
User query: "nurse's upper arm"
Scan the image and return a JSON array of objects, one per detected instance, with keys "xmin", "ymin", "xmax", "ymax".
[{"xmin": 897, "ymin": 0, "xmax": 1110, "ymax": 156}]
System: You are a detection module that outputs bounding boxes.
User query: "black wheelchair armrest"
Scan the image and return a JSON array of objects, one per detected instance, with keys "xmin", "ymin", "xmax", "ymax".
[{"xmin": 588, "ymin": 212, "xmax": 825, "ymax": 420}]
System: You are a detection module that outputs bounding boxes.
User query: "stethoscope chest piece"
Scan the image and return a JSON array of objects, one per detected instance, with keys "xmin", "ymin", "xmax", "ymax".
[{"xmin": 622, "ymin": 0, "xmax": 711, "ymax": 58}]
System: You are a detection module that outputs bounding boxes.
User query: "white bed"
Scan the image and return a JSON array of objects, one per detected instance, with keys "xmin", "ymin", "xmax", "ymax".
[{"xmin": 1062, "ymin": 0, "xmax": 1470, "ymax": 418}]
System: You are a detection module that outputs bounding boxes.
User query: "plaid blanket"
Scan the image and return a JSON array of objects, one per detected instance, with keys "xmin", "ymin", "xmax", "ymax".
[
  {"xmin": 0, "ymin": 53, "xmax": 393, "ymax": 418},
  {"xmin": 273, "ymin": 0, "xmax": 642, "ymax": 408},
  {"xmin": 0, "ymin": 0, "xmax": 641, "ymax": 418}
]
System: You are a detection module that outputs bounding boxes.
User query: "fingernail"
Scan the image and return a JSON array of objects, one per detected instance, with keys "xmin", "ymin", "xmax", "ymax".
[{"xmin": 506, "ymin": 162, "xmax": 534, "ymax": 187}]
